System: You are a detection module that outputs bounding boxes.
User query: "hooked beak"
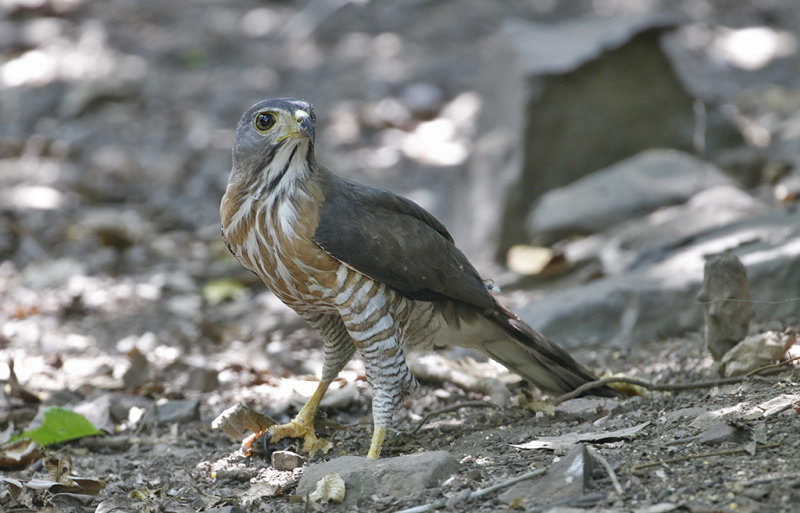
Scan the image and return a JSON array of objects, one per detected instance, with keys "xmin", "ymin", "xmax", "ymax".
[{"xmin": 297, "ymin": 110, "xmax": 315, "ymax": 143}]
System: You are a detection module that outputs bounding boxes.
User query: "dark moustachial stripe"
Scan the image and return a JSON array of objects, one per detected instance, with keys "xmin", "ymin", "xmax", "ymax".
[
  {"xmin": 267, "ymin": 143, "xmax": 298, "ymax": 191},
  {"xmin": 305, "ymin": 144, "xmax": 314, "ymax": 168}
]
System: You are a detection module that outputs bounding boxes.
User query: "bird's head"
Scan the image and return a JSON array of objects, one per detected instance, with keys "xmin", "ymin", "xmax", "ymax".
[{"xmin": 230, "ymin": 98, "xmax": 317, "ymax": 193}]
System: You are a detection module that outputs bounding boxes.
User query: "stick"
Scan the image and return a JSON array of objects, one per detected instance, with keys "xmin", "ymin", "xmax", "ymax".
[
  {"xmin": 409, "ymin": 401, "xmax": 499, "ymax": 435},
  {"xmin": 586, "ymin": 446, "xmax": 623, "ymax": 495},
  {"xmin": 630, "ymin": 443, "xmax": 780, "ymax": 474},
  {"xmin": 394, "ymin": 467, "xmax": 548, "ymax": 513},
  {"xmin": 553, "ymin": 356, "xmax": 799, "ymax": 405}
]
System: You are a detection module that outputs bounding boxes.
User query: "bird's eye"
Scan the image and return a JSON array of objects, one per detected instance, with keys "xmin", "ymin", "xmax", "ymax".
[{"xmin": 254, "ymin": 112, "xmax": 277, "ymax": 132}]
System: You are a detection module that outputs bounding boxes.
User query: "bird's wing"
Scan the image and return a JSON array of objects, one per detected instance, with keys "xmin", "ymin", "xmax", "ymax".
[{"xmin": 313, "ymin": 171, "xmax": 494, "ymax": 311}]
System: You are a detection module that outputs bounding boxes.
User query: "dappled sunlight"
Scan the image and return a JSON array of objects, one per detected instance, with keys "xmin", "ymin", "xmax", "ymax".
[
  {"xmin": 1, "ymin": 185, "xmax": 64, "ymax": 210},
  {"xmin": 713, "ymin": 26, "xmax": 797, "ymax": 70},
  {"xmin": 1, "ymin": 20, "xmax": 145, "ymax": 88},
  {"xmin": 675, "ymin": 24, "xmax": 798, "ymax": 72},
  {"xmin": 741, "ymin": 235, "xmax": 800, "ymax": 267}
]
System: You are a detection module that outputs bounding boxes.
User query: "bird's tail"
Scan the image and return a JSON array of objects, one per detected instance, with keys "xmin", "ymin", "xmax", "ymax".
[{"xmin": 479, "ymin": 301, "xmax": 619, "ymax": 398}]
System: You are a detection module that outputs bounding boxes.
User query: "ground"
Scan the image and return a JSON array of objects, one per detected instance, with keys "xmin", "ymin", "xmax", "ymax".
[{"xmin": 3, "ymin": 331, "xmax": 799, "ymax": 512}]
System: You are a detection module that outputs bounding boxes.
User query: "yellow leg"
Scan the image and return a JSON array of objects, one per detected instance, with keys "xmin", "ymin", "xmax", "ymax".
[
  {"xmin": 267, "ymin": 381, "xmax": 332, "ymax": 456},
  {"xmin": 367, "ymin": 425, "xmax": 386, "ymax": 459}
]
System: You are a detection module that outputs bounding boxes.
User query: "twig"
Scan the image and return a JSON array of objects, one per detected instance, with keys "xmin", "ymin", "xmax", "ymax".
[
  {"xmin": 553, "ymin": 356, "xmax": 799, "ymax": 405},
  {"xmin": 631, "ymin": 442, "xmax": 780, "ymax": 474},
  {"xmin": 394, "ymin": 467, "xmax": 548, "ymax": 513},
  {"xmin": 409, "ymin": 401, "xmax": 499, "ymax": 435},
  {"xmin": 741, "ymin": 471, "xmax": 800, "ymax": 487},
  {"xmin": 586, "ymin": 446, "xmax": 623, "ymax": 495},
  {"xmin": 744, "ymin": 354, "xmax": 800, "ymax": 376}
]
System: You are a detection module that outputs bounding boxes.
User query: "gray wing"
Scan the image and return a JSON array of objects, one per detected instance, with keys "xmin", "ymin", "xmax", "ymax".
[{"xmin": 313, "ymin": 170, "xmax": 493, "ymax": 312}]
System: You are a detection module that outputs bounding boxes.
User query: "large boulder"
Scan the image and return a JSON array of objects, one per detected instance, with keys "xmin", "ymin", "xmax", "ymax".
[
  {"xmin": 516, "ymin": 193, "xmax": 797, "ymax": 348},
  {"xmin": 525, "ymin": 149, "xmax": 736, "ymax": 244},
  {"xmin": 482, "ymin": 14, "xmax": 741, "ymax": 260}
]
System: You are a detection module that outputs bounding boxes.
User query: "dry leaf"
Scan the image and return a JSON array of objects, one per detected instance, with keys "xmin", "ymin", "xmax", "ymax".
[
  {"xmin": 211, "ymin": 402, "xmax": 277, "ymax": 439},
  {"xmin": 44, "ymin": 453, "xmax": 73, "ymax": 484},
  {"xmin": 308, "ymin": 472, "xmax": 346, "ymax": 504},
  {"xmin": 719, "ymin": 330, "xmax": 797, "ymax": 377},
  {"xmin": 0, "ymin": 439, "xmax": 42, "ymax": 470},
  {"xmin": 511, "ymin": 421, "xmax": 650, "ymax": 451}
]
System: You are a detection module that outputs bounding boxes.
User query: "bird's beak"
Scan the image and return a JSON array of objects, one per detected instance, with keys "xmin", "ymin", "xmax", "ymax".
[{"xmin": 296, "ymin": 110, "xmax": 315, "ymax": 143}]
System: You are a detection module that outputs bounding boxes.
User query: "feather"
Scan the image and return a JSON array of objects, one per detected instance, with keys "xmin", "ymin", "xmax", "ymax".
[{"xmin": 313, "ymin": 169, "xmax": 493, "ymax": 311}]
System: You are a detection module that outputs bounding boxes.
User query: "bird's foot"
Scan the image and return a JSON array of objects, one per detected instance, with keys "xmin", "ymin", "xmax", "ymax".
[{"xmin": 267, "ymin": 420, "xmax": 332, "ymax": 457}]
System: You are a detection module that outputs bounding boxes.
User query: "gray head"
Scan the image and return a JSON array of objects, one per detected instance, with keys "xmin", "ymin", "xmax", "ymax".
[{"xmin": 230, "ymin": 98, "xmax": 317, "ymax": 191}]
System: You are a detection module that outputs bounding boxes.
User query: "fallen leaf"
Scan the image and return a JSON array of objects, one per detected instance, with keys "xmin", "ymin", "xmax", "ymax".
[
  {"xmin": 308, "ymin": 472, "xmax": 346, "ymax": 504},
  {"xmin": 44, "ymin": 453, "xmax": 73, "ymax": 484},
  {"xmin": 211, "ymin": 402, "xmax": 277, "ymax": 439},
  {"xmin": 0, "ymin": 438, "xmax": 42, "ymax": 470},
  {"xmin": 1, "ymin": 476, "xmax": 105, "ymax": 496},
  {"xmin": 511, "ymin": 421, "xmax": 650, "ymax": 451},
  {"xmin": 719, "ymin": 329, "xmax": 797, "ymax": 377},
  {"xmin": 13, "ymin": 406, "xmax": 103, "ymax": 447}
]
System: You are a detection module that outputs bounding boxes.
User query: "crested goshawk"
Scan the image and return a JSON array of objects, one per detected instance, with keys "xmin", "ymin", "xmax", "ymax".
[{"xmin": 220, "ymin": 98, "xmax": 616, "ymax": 459}]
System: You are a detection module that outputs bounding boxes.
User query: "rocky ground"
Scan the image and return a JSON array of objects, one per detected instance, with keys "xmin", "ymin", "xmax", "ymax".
[{"xmin": 2, "ymin": 0, "xmax": 800, "ymax": 512}]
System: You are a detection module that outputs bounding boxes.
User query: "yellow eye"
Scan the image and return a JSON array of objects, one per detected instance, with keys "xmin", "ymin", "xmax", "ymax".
[{"xmin": 254, "ymin": 112, "xmax": 277, "ymax": 132}]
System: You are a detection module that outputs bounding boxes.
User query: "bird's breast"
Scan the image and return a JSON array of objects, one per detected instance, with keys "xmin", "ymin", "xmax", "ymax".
[{"xmin": 221, "ymin": 183, "xmax": 341, "ymax": 310}]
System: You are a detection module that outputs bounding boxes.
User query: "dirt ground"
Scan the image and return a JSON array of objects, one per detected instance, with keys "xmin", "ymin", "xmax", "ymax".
[{"xmin": 3, "ymin": 331, "xmax": 800, "ymax": 512}]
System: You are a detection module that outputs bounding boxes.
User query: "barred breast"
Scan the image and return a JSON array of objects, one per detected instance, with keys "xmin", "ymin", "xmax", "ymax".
[{"xmin": 221, "ymin": 176, "xmax": 338, "ymax": 310}]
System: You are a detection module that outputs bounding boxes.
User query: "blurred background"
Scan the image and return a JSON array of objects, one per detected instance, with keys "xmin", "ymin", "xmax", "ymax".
[{"xmin": 1, "ymin": 0, "xmax": 800, "ymax": 417}]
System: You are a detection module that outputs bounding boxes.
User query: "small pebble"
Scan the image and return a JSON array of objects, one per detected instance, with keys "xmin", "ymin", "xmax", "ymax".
[{"xmin": 271, "ymin": 450, "xmax": 306, "ymax": 471}]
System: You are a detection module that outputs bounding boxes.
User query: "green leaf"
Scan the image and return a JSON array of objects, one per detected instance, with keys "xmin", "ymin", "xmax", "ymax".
[
  {"xmin": 15, "ymin": 407, "xmax": 103, "ymax": 447},
  {"xmin": 203, "ymin": 278, "xmax": 246, "ymax": 305}
]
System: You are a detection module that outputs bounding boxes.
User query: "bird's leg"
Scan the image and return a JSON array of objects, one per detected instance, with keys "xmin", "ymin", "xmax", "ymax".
[
  {"xmin": 334, "ymin": 283, "xmax": 420, "ymax": 458},
  {"xmin": 360, "ymin": 340, "xmax": 419, "ymax": 459},
  {"xmin": 257, "ymin": 313, "xmax": 356, "ymax": 457}
]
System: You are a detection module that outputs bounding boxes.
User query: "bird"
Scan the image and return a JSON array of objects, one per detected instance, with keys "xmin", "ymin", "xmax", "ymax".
[{"xmin": 220, "ymin": 98, "xmax": 617, "ymax": 459}]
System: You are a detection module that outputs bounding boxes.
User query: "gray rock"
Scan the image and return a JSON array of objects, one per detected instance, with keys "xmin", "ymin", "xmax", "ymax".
[
  {"xmin": 155, "ymin": 398, "xmax": 200, "ymax": 425},
  {"xmin": 271, "ymin": 450, "xmax": 306, "ymax": 471},
  {"xmin": 517, "ymin": 206, "xmax": 800, "ymax": 348},
  {"xmin": 589, "ymin": 185, "xmax": 768, "ymax": 275},
  {"xmin": 496, "ymin": 14, "xmax": 742, "ymax": 255},
  {"xmin": 700, "ymin": 252, "xmax": 754, "ymax": 361},
  {"xmin": 696, "ymin": 422, "xmax": 750, "ymax": 445},
  {"xmin": 296, "ymin": 451, "xmax": 459, "ymax": 508},
  {"xmin": 183, "ymin": 366, "xmax": 219, "ymax": 393},
  {"xmin": 526, "ymin": 150, "xmax": 736, "ymax": 244},
  {"xmin": 500, "ymin": 444, "xmax": 593, "ymax": 506}
]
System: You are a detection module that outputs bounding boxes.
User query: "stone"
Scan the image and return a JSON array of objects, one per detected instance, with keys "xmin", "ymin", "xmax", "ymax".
[
  {"xmin": 718, "ymin": 330, "xmax": 797, "ymax": 377},
  {"xmin": 700, "ymin": 252, "xmax": 754, "ymax": 360},
  {"xmin": 183, "ymin": 366, "xmax": 219, "ymax": 393},
  {"xmin": 401, "ymin": 82, "xmax": 443, "ymax": 116},
  {"xmin": 526, "ymin": 150, "xmax": 736, "ymax": 244},
  {"xmin": 696, "ymin": 422, "xmax": 750, "ymax": 445},
  {"xmin": 585, "ymin": 185, "xmax": 768, "ymax": 275},
  {"xmin": 495, "ymin": 14, "xmax": 742, "ymax": 256},
  {"xmin": 516, "ymin": 197, "xmax": 800, "ymax": 348},
  {"xmin": 500, "ymin": 444, "xmax": 593, "ymax": 506},
  {"xmin": 155, "ymin": 398, "xmax": 199, "ymax": 425},
  {"xmin": 271, "ymin": 450, "xmax": 306, "ymax": 472},
  {"xmin": 295, "ymin": 451, "xmax": 459, "ymax": 508}
]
